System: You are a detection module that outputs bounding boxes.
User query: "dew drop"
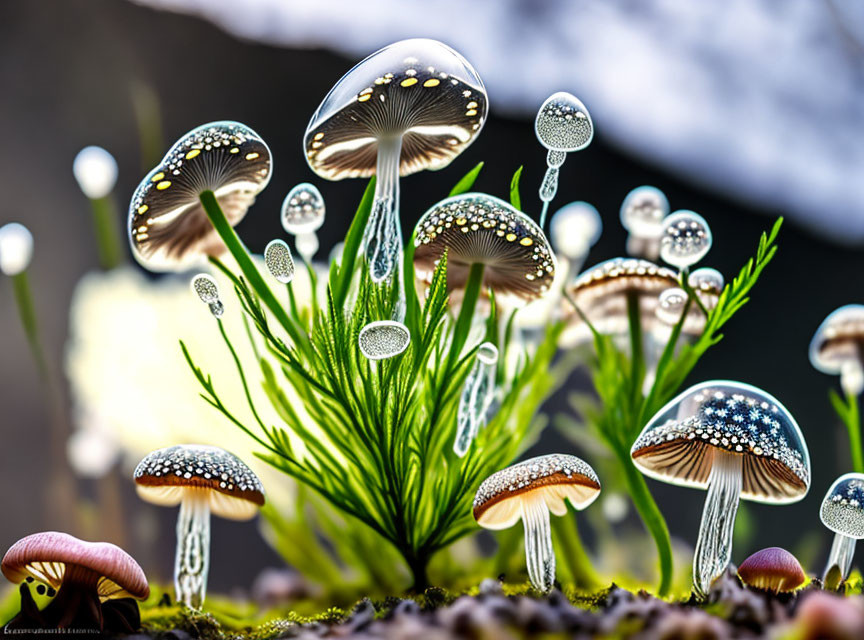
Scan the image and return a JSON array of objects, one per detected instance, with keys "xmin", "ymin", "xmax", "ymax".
[
  {"xmin": 659, "ymin": 211, "xmax": 712, "ymax": 270},
  {"xmin": 264, "ymin": 239, "xmax": 295, "ymax": 284},
  {"xmin": 281, "ymin": 183, "xmax": 325, "ymax": 236},
  {"xmin": 358, "ymin": 321, "xmax": 410, "ymax": 360}
]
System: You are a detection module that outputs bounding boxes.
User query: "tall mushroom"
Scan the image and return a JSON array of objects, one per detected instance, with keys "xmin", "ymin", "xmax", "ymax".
[
  {"xmin": 631, "ymin": 381, "xmax": 810, "ymax": 597},
  {"xmin": 134, "ymin": 445, "xmax": 265, "ymax": 609},
  {"xmin": 810, "ymin": 305, "xmax": 864, "ymax": 397},
  {"xmin": 281, "ymin": 182, "xmax": 325, "ymax": 263},
  {"xmin": 1, "ymin": 532, "xmax": 149, "ymax": 632},
  {"xmin": 304, "ymin": 38, "xmax": 488, "ymax": 317},
  {"xmin": 820, "ymin": 473, "xmax": 864, "ymax": 589},
  {"xmin": 474, "ymin": 454, "xmax": 600, "ymax": 592}
]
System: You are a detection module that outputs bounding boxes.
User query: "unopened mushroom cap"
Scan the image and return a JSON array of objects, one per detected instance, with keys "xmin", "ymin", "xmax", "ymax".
[
  {"xmin": 631, "ymin": 381, "xmax": 810, "ymax": 503},
  {"xmin": 659, "ymin": 210, "xmax": 712, "ymax": 269},
  {"xmin": 737, "ymin": 547, "xmax": 806, "ymax": 593},
  {"xmin": 534, "ymin": 92, "xmax": 593, "ymax": 152},
  {"xmin": 129, "ymin": 121, "xmax": 272, "ymax": 271},
  {"xmin": 810, "ymin": 305, "xmax": 864, "ymax": 376},
  {"xmin": 413, "ymin": 193, "xmax": 556, "ymax": 306},
  {"xmin": 1, "ymin": 532, "xmax": 149, "ymax": 601},
  {"xmin": 820, "ymin": 473, "xmax": 864, "ymax": 539},
  {"xmin": 561, "ymin": 258, "xmax": 678, "ymax": 346},
  {"xmin": 134, "ymin": 444, "xmax": 265, "ymax": 521},
  {"xmin": 281, "ymin": 183, "xmax": 325, "ymax": 235},
  {"xmin": 620, "ymin": 186, "xmax": 669, "ymax": 238},
  {"xmin": 550, "ymin": 201, "xmax": 602, "ymax": 260},
  {"xmin": 473, "ymin": 454, "xmax": 600, "ymax": 530},
  {"xmin": 304, "ymin": 38, "xmax": 487, "ymax": 181}
]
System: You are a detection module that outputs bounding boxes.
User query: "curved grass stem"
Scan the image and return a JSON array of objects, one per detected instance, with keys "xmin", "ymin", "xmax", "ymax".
[{"xmin": 88, "ymin": 196, "xmax": 125, "ymax": 270}]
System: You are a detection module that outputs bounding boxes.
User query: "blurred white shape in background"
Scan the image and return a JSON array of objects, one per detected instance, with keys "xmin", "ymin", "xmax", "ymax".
[
  {"xmin": 73, "ymin": 146, "xmax": 119, "ymax": 200},
  {"xmin": 130, "ymin": 0, "xmax": 864, "ymax": 243},
  {"xmin": 0, "ymin": 223, "xmax": 34, "ymax": 276}
]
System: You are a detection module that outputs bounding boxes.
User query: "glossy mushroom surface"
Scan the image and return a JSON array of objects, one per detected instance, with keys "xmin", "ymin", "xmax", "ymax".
[
  {"xmin": 632, "ymin": 381, "xmax": 809, "ymax": 597},
  {"xmin": 820, "ymin": 473, "xmax": 864, "ymax": 589},
  {"xmin": 454, "ymin": 341, "xmax": 499, "ymax": 456},
  {"xmin": 620, "ymin": 186, "xmax": 669, "ymax": 260},
  {"xmin": 474, "ymin": 454, "xmax": 600, "ymax": 592},
  {"xmin": 659, "ymin": 210, "xmax": 712, "ymax": 271},
  {"xmin": 129, "ymin": 121, "xmax": 271, "ymax": 271},
  {"xmin": 134, "ymin": 445, "xmax": 264, "ymax": 609},
  {"xmin": 810, "ymin": 305, "xmax": 864, "ymax": 396},
  {"xmin": 737, "ymin": 547, "xmax": 805, "ymax": 593}
]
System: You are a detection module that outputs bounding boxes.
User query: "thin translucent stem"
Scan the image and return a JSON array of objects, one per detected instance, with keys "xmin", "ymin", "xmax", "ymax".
[
  {"xmin": 364, "ymin": 136, "xmax": 403, "ymax": 284},
  {"xmin": 693, "ymin": 449, "xmax": 742, "ymax": 598},
  {"xmin": 522, "ymin": 497, "xmax": 555, "ymax": 592},
  {"xmin": 175, "ymin": 493, "xmax": 211, "ymax": 609},
  {"xmin": 89, "ymin": 195, "xmax": 125, "ymax": 270},
  {"xmin": 453, "ymin": 356, "xmax": 495, "ymax": 456},
  {"xmin": 824, "ymin": 532, "xmax": 856, "ymax": 589}
]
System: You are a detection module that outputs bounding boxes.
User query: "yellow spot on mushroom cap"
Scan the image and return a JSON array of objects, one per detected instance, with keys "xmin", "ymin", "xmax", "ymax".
[
  {"xmin": 185, "ymin": 149, "xmax": 201, "ymax": 160},
  {"xmin": 358, "ymin": 94, "xmax": 372, "ymax": 103},
  {"xmin": 400, "ymin": 77, "xmax": 418, "ymax": 87},
  {"xmin": 245, "ymin": 152, "xmax": 260, "ymax": 161},
  {"xmin": 423, "ymin": 78, "xmax": 440, "ymax": 88},
  {"xmin": 520, "ymin": 237, "xmax": 534, "ymax": 247},
  {"xmin": 137, "ymin": 205, "xmax": 149, "ymax": 215},
  {"xmin": 150, "ymin": 172, "xmax": 165, "ymax": 182},
  {"xmin": 505, "ymin": 233, "xmax": 517, "ymax": 242},
  {"xmin": 229, "ymin": 147, "xmax": 240, "ymax": 154},
  {"xmin": 466, "ymin": 109, "xmax": 478, "ymax": 117},
  {"xmin": 156, "ymin": 181, "xmax": 171, "ymax": 190}
]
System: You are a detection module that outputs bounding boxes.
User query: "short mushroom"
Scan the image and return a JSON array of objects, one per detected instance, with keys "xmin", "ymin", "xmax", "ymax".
[
  {"xmin": 134, "ymin": 444, "xmax": 265, "ymax": 609},
  {"xmin": 128, "ymin": 121, "xmax": 272, "ymax": 271},
  {"xmin": 264, "ymin": 239, "xmax": 296, "ymax": 285},
  {"xmin": 304, "ymin": 38, "xmax": 487, "ymax": 290},
  {"xmin": 819, "ymin": 472, "xmax": 864, "ymax": 589},
  {"xmin": 654, "ymin": 269, "xmax": 723, "ymax": 337},
  {"xmin": 737, "ymin": 547, "xmax": 806, "ymax": 594},
  {"xmin": 549, "ymin": 201, "xmax": 602, "ymax": 279},
  {"xmin": 631, "ymin": 380, "xmax": 810, "ymax": 597},
  {"xmin": 1, "ymin": 531, "xmax": 149, "ymax": 632},
  {"xmin": 810, "ymin": 305, "xmax": 864, "ymax": 397},
  {"xmin": 281, "ymin": 182, "xmax": 325, "ymax": 263},
  {"xmin": 659, "ymin": 210, "xmax": 713, "ymax": 272},
  {"xmin": 620, "ymin": 186, "xmax": 669, "ymax": 260},
  {"xmin": 473, "ymin": 454, "xmax": 600, "ymax": 592},
  {"xmin": 534, "ymin": 92, "xmax": 594, "ymax": 228},
  {"xmin": 413, "ymin": 193, "xmax": 556, "ymax": 308},
  {"xmin": 191, "ymin": 273, "xmax": 224, "ymax": 318}
]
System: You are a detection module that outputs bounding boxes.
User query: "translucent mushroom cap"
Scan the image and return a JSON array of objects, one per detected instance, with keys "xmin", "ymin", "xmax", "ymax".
[
  {"xmin": 413, "ymin": 193, "xmax": 556, "ymax": 306},
  {"xmin": 281, "ymin": 183, "xmax": 325, "ymax": 235},
  {"xmin": 631, "ymin": 381, "xmax": 810, "ymax": 504},
  {"xmin": 534, "ymin": 92, "xmax": 594, "ymax": 152},
  {"xmin": 134, "ymin": 444, "xmax": 265, "ymax": 521},
  {"xmin": 820, "ymin": 473, "xmax": 864, "ymax": 539},
  {"xmin": 473, "ymin": 454, "xmax": 600, "ymax": 530},
  {"xmin": 561, "ymin": 258, "xmax": 678, "ymax": 347},
  {"xmin": 129, "ymin": 121, "xmax": 272, "ymax": 272},
  {"xmin": 549, "ymin": 201, "xmax": 602, "ymax": 260},
  {"xmin": 659, "ymin": 210, "xmax": 712, "ymax": 270},
  {"xmin": 620, "ymin": 186, "xmax": 669, "ymax": 238},
  {"xmin": 303, "ymin": 38, "xmax": 487, "ymax": 181},
  {"xmin": 1, "ymin": 532, "xmax": 150, "ymax": 601},
  {"xmin": 809, "ymin": 305, "xmax": 864, "ymax": 377},
  {"xmin": 655, "ymin": 271, "xmax": 723, "ymax": 336}
]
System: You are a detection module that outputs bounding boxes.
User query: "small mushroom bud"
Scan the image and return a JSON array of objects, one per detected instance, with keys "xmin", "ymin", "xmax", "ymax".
[{"xmin": 737, "ymin": 547, "xmax": 806, "ymax": 593}]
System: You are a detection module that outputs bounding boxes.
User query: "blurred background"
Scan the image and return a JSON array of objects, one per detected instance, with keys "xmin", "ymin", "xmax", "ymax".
[{"xmin": 0, "ymin": 0, "xmax": 862, "ymax": 598}]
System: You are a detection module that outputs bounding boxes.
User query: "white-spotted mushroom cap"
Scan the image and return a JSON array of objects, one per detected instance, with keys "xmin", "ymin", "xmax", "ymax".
[
  {"xmin": 304, "ymin": 38, "xmax": 487, "ymax": 181},
  {"xmin": 358, "ymin": 320, "xmax": 411, "ymax": 360},
  {"xmin": 620, "ymin": 186, "xmax": 669, "ymax": 238},
  {"xmin": 561, "ymin": 258, "xmax": 678, "ymax": 347},
  {"xmin": 413, "ymin": 193, "xmax": 556, "ymax": 306},
  {"xmin": 129, "ymin": 121, "xmax": 272, "ymax": 271},
  {"xmin": 264, "ymin": 239, "xmax": 295, "ymax": 284},
  {"xmin": 535, "ymin": 92, "xmax": 593, "ymax": 153},
  {"xmin": 1, "ymin": 532, "xmax": 149, "ymax": 601},
  {"xmin": 191, "ymin": 274, "xmax": 220, "ymax": 304},
  {"xmin": 281, "ymin": 183, "xmax": 325, "ymax": 235},
  {"xmin": 473, "ymin": 454, "xmax": 600, "ymax": 530},
  {"xmin": 659, "ymin": 210, "xmax": 712, "ymax": 270},
  {"xmin": 689, "ymin": 268, "xmax": 724, "ymax": 308},
  {"xmin": 631, "ymin": 381, "xmax": 810, "ymax": 504},
  {"xmin": 820, "ymin": 473, "xmax": 864, "ymax": 540},
  {"xmin": 134, "ymin": 445, "xmax": 265, "ymax": 521},
  {"xmin": 809, "ymin": 305, "xmax": 864, "ymax": 393}
]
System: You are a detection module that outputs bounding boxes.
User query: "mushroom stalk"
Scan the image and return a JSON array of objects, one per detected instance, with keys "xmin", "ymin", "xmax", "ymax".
[
  {"xmin": 693, "ymin": 449, "xmax": 742, "ymax": 598},
  {"xmin": 175, "ymin": 493, "xmax": 211, "ymax": 609},
  {"xmin": 363, "ymin": 136, "xmax": 404, "ymax": 292},
  {"xmin": 522, "ymin": 495, "xmax": 555, "ymax": 593},
  {"xmin": 454, "ymin": 354, "xmax": 496, "ymax": 456},
  {"xmin": 823, "ymin": 533, "xmax": 856, "ymax": 589}
]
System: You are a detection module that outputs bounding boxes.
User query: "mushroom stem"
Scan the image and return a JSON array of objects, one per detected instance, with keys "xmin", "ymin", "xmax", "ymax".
[
  {"xmin": 454, "ymin": 354, "xmax": 496, "ymax": 456},
  {"xmin": 522, "ymin": 495, "xmax": 555, "ymax": 593},
  {"xmin": 823, "ymin": 532, "xmax": 856, "ymax": 589},
  {"xmin": 175, "ymin": 492, "xmax": 211, "ymax": 609},
  {"xmin": 693, "ymin": 449, "xmax": 742, "ymax": 598},
  {"xmin": 364, "ymin": 135, "xmax": 403, "ymax": 286}
]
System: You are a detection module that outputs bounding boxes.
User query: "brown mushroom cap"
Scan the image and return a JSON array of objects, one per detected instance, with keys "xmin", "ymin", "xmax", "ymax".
[
  {"xmin": 413, "ymin": 193, "xmax": 556, "ymax": 306},
  {"xmin": 473, "ymin": 454, "xmax": 600, "ymax": 530},
  {"xmin": 1, "ymin": 532, "xmax": 149, "ymax": 601},
  {"xmin": 304, "ymin": 38, "xmax": 487, "ymax": 181},
  {"xmin": 561, "ymin": 258, "xmax": 678, "ymax": 346},
  {"xmin": 810, "ymin": 305, "xmax": 864, "ymax": 376},
  {"xmin": 134, "ymin": 445, "xmax": 265, "ymax": 521},
  {"xmin": 737, "ymin": 547, "xmax": 806, "ymax": 593},
  {"xmin": 129, "ymin": 121, "xmax": 272, "ymax": 271},
  {"xmin": 631, "ymin": 381, "xmax": 810, "ymax": 504}
]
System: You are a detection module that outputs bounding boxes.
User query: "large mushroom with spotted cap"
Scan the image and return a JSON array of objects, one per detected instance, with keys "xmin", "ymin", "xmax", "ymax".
[
  {"xmin": 304, "ymin": 38, "xmax": 487, "ymax": 303},
  {"xmin": 1, "ymin": 531, "xmax": 149, "ymax": 632},
  {"xmin": 413, "ymin": 193, "xmax": 556, "ymax": 308},
  {"xmin": 473, "ymin": 454, "xmax": 600, "ymax": 593},
  {"xmin": 631, "ymin": 381, "xmax": 810, "ymax": 598},
  {"xmin": 129, "ymin": 121, "xmax": 271, "ymax": 272},
  {"xmin": 810, "ymin": 305, "xmax": 864, "ymax": 397},
  {"xmin": 820, "ymin": 473, "xmax": 864, "ymax": 589},
  {"xmin": 134, "ymin": 445, "xmax": 265, "ymax": 609}
]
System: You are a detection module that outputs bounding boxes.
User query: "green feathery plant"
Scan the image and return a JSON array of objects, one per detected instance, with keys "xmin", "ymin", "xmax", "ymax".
[
  {"xmin": 565, "ymin": 218, "xmax": 783, "ymax": 597},
  {"xmin": 183, "ymin": 166, "xmax": 565, "ymax": 590}
]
